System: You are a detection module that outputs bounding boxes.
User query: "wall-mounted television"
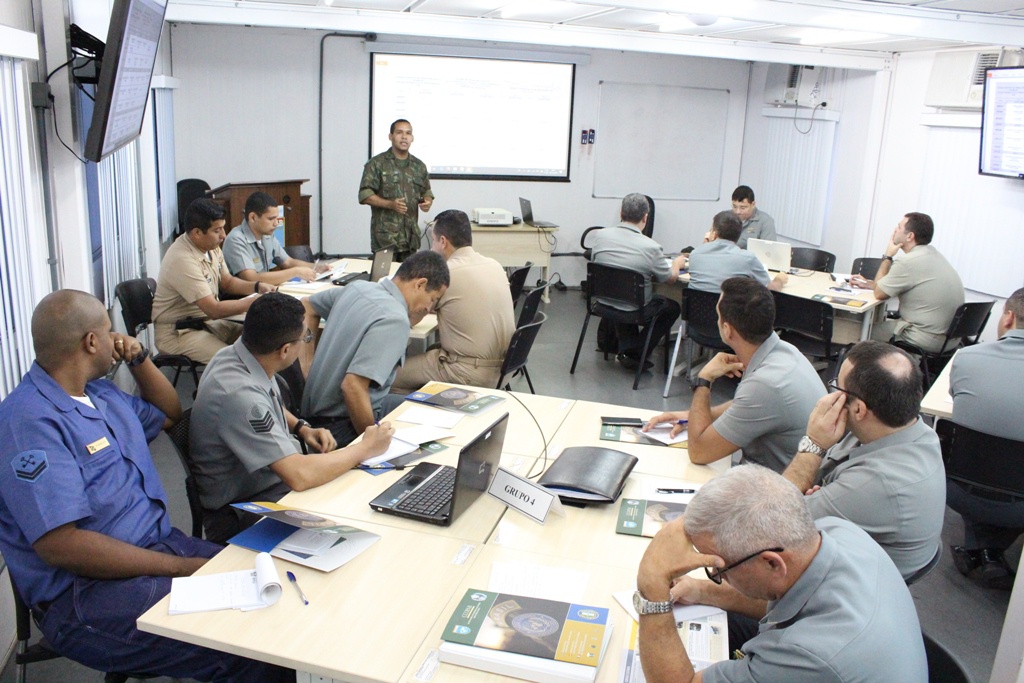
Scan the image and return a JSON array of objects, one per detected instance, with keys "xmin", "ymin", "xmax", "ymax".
[
  {"xmin": 370, "ymin": 53, "xmax": 575, "ymax": 181},
  {"xmin": 84, "ymin": 0, "xmax": 167, "ymax": 163},
  {"xmin": 979, "ymin": 66, "xmax": 1024, "ymax": 179}
]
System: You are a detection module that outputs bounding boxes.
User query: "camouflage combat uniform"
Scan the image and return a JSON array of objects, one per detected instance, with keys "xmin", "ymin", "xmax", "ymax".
[{"xmin": 358, "ymin": 148, "xmax": 434, "ymax": 259}]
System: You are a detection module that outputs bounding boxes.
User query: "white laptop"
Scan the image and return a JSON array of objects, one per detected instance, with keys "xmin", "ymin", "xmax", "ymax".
[{"xmin": 748, "ymin": 238, "xmax": 792, "ymax": 272}]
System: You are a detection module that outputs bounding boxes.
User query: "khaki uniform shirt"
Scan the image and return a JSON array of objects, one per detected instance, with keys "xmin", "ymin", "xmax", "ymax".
[
  {"xmin": 436, "ymin": 247, "xmax": 515, "ymax": 363},
  {"xmin": 358, "ymin": 149, "xmax": 434, "ymax": 254},
  {"xmin": 152, "ymin": 234, "xmax": 228, "ymax": 325}
]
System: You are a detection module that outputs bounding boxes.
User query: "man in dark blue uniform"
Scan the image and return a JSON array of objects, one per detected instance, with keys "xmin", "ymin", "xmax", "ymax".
[{"xmin": 0, "ymin": 290, "xmax": 291, "ymax": 681}]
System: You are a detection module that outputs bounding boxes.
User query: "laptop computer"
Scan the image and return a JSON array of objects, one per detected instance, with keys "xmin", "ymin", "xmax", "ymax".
[
  {"xmin": 369, "ymin": 412, "xmax": 508, "ymax": 526},
  {"xmin": 330, "ymin": 247, "xmax": 394, "ymax": 286},
  {"xmin": 519, "ymin": 198, "xmax": 558, "ymax": 228},
  {"xmin": 748, "ymin": 238, "xmax": 792, "ymax": 273}
]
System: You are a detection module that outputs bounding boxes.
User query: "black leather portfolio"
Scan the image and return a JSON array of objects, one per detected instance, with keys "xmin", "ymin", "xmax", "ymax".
[{"xmin": 538, "ymin": 446, "xmax": 638, "ymax": 504}]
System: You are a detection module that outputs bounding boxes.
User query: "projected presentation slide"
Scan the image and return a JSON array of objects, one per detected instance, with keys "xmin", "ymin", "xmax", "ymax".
[
  {"xmin": 370, "ymin": 53, "xmax": 575, "ymax": 180},
  {"xmin": 980, "ymin": 67, "xmax": 1024, "ymax": 178}
]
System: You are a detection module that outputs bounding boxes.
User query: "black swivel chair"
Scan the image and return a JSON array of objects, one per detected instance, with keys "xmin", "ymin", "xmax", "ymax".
[
  {"xmin": 580, "ymin": 226, "xmax": 606, "ymax": 262},
  {"xmin": 175, "ymin": 178, "xmax": 210, "ymax": 237},
  {"xmin": 891, "ymin": 300, "xmax": 994, "ymax": 389},
  {"xmin": 851, "ymin": 257, "xmax": 884, "ymax": 280},
  {"xmin": 115, "ymin": 278, "xmax": 203, "ymax": 394},
  {"xmin": 923, "ymin": 631, "xmax": 974, "ymax": 683},
  {"xmin": 508, "ymin": 262, "xmax": 534, "ymax": 304},
  {"xmin": 643, "ymin": 195, "xmax": 655, "ymax": 239},
  {"xmin": 165, "ymin": 409, "xmax": 205, "ymax": 540},
  {"xmin": 772, "ymin": 291, "xmax": 840, "ymax": 365},
  {"xmin": 284, "ymin": 245, "xmax": 316, "ymax": 263},
  {"xmin": 571, "ymin": 262, "xmax": 668, "ymax": 391},
  {"xmin": 790, "ymin": 247, "xmax": 836, "ymax": 273},
  {"xmin": 496, "ymin": 312, "xmax": 546, "ymax": 393}
]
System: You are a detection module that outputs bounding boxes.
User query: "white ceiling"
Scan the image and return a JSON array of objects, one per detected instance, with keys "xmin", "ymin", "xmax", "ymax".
[{"xmin": 166, "ymin": 0, "xmax": 1024, "ymax": 68}]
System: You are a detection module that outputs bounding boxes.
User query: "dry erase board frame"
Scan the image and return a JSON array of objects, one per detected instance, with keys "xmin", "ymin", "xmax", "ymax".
[{"xmin": 593, "ymin": 82, "xmax": 729, "ymax": 200}]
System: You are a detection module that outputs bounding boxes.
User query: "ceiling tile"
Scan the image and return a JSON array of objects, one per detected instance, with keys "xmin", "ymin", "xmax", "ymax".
[
  {"xmin": 921, "ymin": 0, "xmax": 1024, "ymax": 11},
  {"xmin": 415, "ymin": 0, "xmax": 509, "ymax": 18}
]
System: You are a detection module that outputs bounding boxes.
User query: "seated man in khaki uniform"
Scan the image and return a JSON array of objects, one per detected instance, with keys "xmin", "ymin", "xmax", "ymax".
[
  {"xmin": 152, "ymin": 198, "xmax": 274, "ymax": 364},
  {"xmin": 391, "ymin": 209, "xmax": 515, "ymax": 394}
]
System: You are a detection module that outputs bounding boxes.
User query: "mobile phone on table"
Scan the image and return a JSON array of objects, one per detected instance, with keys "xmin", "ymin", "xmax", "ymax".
[{"xmin": 601, "ymin": 416, "xmax": 644, "ymax": 427}]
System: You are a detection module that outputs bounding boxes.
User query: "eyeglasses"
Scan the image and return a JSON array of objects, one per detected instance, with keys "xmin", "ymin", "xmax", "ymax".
[
  {"xmin": 288, "ymin": 328, "xmax": 313, "ymax": 346},
  {"xmin": 827, "ymin": 378, "xmax": 869, "ymax": 408},
  {"xmin": 704, "ymin": 547, "xmax": 784, "ymax": 585}
]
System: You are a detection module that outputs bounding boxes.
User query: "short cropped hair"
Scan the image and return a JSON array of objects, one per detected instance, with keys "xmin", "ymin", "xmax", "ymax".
[
  {"xmin": 433, "ymin": 209, "xmax": 472, "ymax": 248},
  {"xmin": 390, "ymin": 118, "xmax": 411, "ymax": 134},
  {"xmin": 844, "ymin": 341, "xmax": 922, "ymax": 428},
  {"xmin": 244, "ymin": 192, "xmax": 278, "ymax": 219},
  {"xmin": 242, "ymin": 293, "xmax": 305, "ymax": 355},
  {"xmin": 1005, "ymin": 287, "xmax": 1024, "ymax": 327},
  {"xmin": 394, "ymin": 250, "xmax": 450, "ymax": 291},
  {"xmin": 685, "ymin": 464, "xmax": 819, "ymax": 561},
  {"xmin": 620, "ymin": 193, "xmax": 650, "ymax": 224},
  {"xmin": 712, "ymin": 211, "xmax": 743, "ymax": 243},
  {"xmin": 185, "ymin": 198, "xmax": 225, "ymax": 233},
  {"xmin": 732, "ymin": 185, "xmax": 755, "ymax": 203},
  {"xmin": 904, "ymin": 212, "xmax": 934, "ymax": 245},
  {"xmin": 718, "ymin": 277, "xmax": 775, "ymax": 345}
]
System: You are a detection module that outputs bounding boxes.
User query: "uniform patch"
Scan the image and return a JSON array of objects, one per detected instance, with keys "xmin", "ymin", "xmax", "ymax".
[
  {"xmin": 248, "ymin": 405, "xmax": 275, "ymax": 434},
  {"xmin": 12, "ymin": 450, "xmax": 48, "ymax": 482}
]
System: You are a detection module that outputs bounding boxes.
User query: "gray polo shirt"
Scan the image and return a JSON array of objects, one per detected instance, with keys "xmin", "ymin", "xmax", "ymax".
[
  {"xmin": 876, "ymin": 244, "xmax": 964, "ymax": 353},
  {"xmin": 806, "ymin": 418, "xmax": 945, "ymax": 580},
  {"xmin": 190, "ymin": 339, "xmax": 296, "ymax": 510},
  {"xmin": 223, "ymin": 220, "xmax": 287, "ymax": 275},
  {"xmin": 687, "ymin": 239, "xmax": 771, "ymax": 293},
  {"xmin": 301, "ymin": 278, "xmax": 409, "ymax": 420},
  {"xmin": 736, "ymin": 208, "xmax": 777, "ymax": 249},
  {"xmin": 713, "ymin": 333, "xmax": 825, "ymax": 472},
  {"xmin": 703, "ymin": 517, "xmax": 927, "ymax": 683},
  {"xmin": 950, "ymin": 329, "xmax": 1024, "ymax": 441},
  {"xmin": 590, "ymin": 222, "xmax": 673, "ymax": 310}
]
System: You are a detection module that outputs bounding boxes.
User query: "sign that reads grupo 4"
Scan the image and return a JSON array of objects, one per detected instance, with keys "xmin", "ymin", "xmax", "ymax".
[{"xmin": 487, "ymin": 467, "xmax": 565, "ymax": 524}]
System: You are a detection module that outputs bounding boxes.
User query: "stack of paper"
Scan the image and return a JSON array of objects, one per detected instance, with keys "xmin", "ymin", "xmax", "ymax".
[{"xmin": 169, "ymin": 552, "xmax": 281, "ymax": 614}]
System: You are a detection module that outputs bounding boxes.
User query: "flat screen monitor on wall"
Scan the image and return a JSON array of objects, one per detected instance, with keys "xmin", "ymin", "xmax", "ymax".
[
  {"xmin": 979, "ymin": 66, "xmax": 1024, "ymax": 179},
  {"xmin": 84, "ymin": 0, "xmax": 167, "ymax": 163},
  {"xmin": 370, "ymin": 53, "xmax": 575, "ymax": 181}
]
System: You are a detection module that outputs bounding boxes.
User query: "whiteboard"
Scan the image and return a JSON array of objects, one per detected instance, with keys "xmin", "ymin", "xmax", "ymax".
[{"xmin": 594, "ymin": 82, "xmax": 729, "ymax": 200}]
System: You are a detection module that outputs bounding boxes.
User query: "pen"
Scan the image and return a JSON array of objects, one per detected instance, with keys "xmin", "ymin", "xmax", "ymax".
[
  {"xmin": 676, "ymin": 420, "xmax": 688, "ymax": 426},
  {"xmin": 829, "ymin": 273, "xmax": 837, "ymax": 282},
  {"xmin": 286, "ymin": 571, "xmax": 309, "ymax": 605},
  {"xmin": 656, "ymin": 488, "xmax": 696, "ymax": 494},
  {"xmin": 313, "ymin": 258, "xmax": 320, "ymax": 271}
]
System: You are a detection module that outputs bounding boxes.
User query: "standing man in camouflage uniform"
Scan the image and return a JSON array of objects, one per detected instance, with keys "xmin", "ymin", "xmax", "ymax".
[{"xmin": 359, "ymin": 119, "xmax": 434, "ymax": 261}]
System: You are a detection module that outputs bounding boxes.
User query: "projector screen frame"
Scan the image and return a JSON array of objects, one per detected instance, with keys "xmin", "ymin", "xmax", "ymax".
[
  {"xmin": 368, "ymin": 52, "xmax": 576, "ymax": 183},
  {"xmin": 979, "ymin": 65, "xmax": 1024, "ymax": 180}
]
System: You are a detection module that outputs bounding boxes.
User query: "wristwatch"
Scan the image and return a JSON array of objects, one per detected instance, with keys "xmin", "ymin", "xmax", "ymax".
[
  {"xmin": 292, "ymin": 419, "xmax": 311, "ymax": 436},
  {"xmin": 881, "ymin": 254, "xmax": 894, "ymax": 262},
  {"xmin": 693, "ymin": 377, "xmax": 713, "ymax": 390},
  {"xmin": 633, "ymin": 590, "xmax": 673, "ymax": 616},
  {"xmin": 798, "ymin": 435, "xmax": 826, "ymax": 457},
  {"xmin": 127, "ymin": 346, "xmax": 149, "ymax": 367}
]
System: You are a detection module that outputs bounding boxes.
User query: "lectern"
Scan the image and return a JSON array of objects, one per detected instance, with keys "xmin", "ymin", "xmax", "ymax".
[{"xmin": 206, "ymin": 179, "xmax": 310, "ymax": 246}]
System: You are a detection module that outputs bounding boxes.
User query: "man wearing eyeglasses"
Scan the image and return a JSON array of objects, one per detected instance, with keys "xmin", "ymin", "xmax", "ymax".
[
  {"xmin": 780, "ymin": 340, "xmax": 945, "ymax": 580},
  {"xmin": 636, "ymin": 465, "xmax": 927, "ymax": 683},
  {"xmin": 190, "ymin": 293, "xmax": 394, "ymax": 544}
]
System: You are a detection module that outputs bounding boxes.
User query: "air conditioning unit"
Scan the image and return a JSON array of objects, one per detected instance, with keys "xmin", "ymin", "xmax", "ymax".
[
  {"xmin": 925, "ymin": 48, "xmax": 1024, "ymax": 110},
  {"xmin": 764, "ymin": 64, "xmax": 831, "ymax": 106}
]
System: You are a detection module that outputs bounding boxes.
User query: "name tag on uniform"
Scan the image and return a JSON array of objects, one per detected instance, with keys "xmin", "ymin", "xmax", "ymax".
[{"xmin": 86, "ymin": 437, "xmax": 110, "ymax": 454}]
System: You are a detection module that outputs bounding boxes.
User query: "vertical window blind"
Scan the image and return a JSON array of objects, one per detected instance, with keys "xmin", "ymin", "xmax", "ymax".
[
  {"xmin": 96, "ymin": 140, "xmax": 144, "ymax": 306},
  {"xmin": 152, "ymin": 87, "xmax": 177, "ymax": 243}
]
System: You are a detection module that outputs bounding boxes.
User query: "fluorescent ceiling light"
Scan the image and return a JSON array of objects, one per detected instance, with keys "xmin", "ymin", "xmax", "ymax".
[
  {"xmin": 798, "ymin": 28, "xmax": 888, "ymax": 45},
  {"xmin": 499, "ymin": 0, "xmax": 561, "ymax": 19},
  {"xmin": 659, "ymin": 13, "xmax": 719, "ymax": 31}
]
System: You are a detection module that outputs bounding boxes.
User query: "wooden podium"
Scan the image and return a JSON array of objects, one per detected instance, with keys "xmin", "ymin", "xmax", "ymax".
[{"xmin": 206, "ymin": 179, "xmax": 310, "ymax": 247}]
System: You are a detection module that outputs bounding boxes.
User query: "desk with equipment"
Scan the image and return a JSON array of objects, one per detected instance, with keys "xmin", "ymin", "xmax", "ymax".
[
  {"xmin": 138, "ymin": 384, "xmax": 730, "ymax": 683},
  {"xmin": 470, "ymin": 223, "xmax": 557, "ymax": 301}
]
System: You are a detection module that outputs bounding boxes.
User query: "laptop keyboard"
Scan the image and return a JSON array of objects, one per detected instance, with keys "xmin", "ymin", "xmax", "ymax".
[{"xmin": 394, "ymin": 466, "xmax": 456, "ymax": 515}]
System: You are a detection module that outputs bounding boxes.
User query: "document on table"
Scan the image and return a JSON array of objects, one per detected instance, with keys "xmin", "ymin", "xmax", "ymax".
[
  {"xmin": 398, "ymin": 405, "xmax": 465, "ymax": 429},
  {"xmin": 638, "ymin": 423, "xmax": 688, "ymax": 446},
  {"xmin": 169, "ymin": 552, "xmax": 282, "ymax": 614},
  {"xmin": 360, "ymin": 425, "xmax": 455, "ymax": 466}
]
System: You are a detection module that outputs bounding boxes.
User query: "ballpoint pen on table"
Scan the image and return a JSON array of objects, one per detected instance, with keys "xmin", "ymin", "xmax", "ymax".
[
  {"xmin": 656, "ymin": 488, "xmax": 696, "ymax": 494},
  {"xmin": 287, "ymin": 571, "xmax": 309, "ymax": 605}
]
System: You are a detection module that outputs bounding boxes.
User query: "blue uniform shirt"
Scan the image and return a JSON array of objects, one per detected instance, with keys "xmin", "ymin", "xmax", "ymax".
[{"xmin": 0, "ymin": 363, "xmax": 170, "ymax": 606}]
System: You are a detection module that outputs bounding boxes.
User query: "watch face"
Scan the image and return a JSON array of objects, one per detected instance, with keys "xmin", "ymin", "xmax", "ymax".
[{"xmin": 633, "ymin": 591, "xmax": 643, "ymax": 613}]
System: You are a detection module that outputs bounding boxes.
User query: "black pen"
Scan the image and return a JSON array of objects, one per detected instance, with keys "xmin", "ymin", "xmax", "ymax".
[{"xmin": 656, "ymin": 488, "xmax": 696, "ymax": 494}]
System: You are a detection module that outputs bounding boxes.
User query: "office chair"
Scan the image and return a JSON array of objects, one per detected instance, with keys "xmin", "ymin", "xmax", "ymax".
[
  {"xmin": 284, "ymin": 245, "xmax": 316, "ymax": 263},
  {"xmin": 175, "ymin": 178, "xmax": 210, "ymax": 236},
  {"xmin": 790, "ymin": 247, "xmax": 836, "ymax": 273},
  {"xmin": 643, "ymin": 195, "xmax": 655, "ymax": 238},
  {"xmin": 508, "ymin": 262, "xmax": 533, "ymax": 304},
  {"xmin": 115, "ymin": 278, "xmax": 203, "ymax": 395},
  {"xmin": 923, "ymin": 631, "xmax": 973, "ymax": 683},
  {"xmin": 516, "ymin": 283, "xmax": 546, "ymax": 329},
  {"xmin": 579, "ymin": 226, "xmax": 606, "ymax": 262},
  {"xmin": 937, "ymin": 420, "xmax": 1024, "ymax": 501},
  {"xmin": 771, "ymin": 291, "xmax": 839, "ymax": 365},
  {"xmin": 164, "ymin": 409, "xmax": 205, "ymax": 539},
  {"xmin": 496, "ymin": 312, "xmax": 546, "ymax": 393},
  {"xmin": 662, "ymin": 288, "xmax": 732, "ymax": 396},
  {"xmin": 891, "ymin": 300, "xmax": 994, "ymax": 388},
  {"xmin": 851, "ymin": 257, "xmax": 883, "ymax": 281}
]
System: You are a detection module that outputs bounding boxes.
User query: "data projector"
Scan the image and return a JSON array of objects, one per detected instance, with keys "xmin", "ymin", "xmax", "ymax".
[{"xmin": 473, "ymin": 208, "xmax": 514, "ymax": 226}]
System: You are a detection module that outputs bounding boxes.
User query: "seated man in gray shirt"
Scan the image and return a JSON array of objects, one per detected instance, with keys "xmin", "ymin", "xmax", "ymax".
[
  {"xmin": 191, "ymin": 293, "xmax": 394, "ymax": 543},
  {"xmin": 948, "ymin": 288, "xmax": 1024, "ymax": 589},
  {"xmin": 731, "ymin": 185, "xmax": 777, "ymax": 249},
  {"xmin": 783, "ymin": 340, "xmax": 945, "ymax": 580},
  {"xmin": 637, "ymin": 465, "xmax": 927, "ymax": 683},
  {"xmin": 222, "ymin": 191, "xmax": 330, "ymax": 286},
  {"xmin": 687, "ymin": 211, "xmax": 788, "ymax": 293},
  {"xmin": 302, "ymin": 251, "xmax": 449, "ymax": 445},
  {"xmin": 646, "ymin": 278, "xmax": 824, "ymax": 472}
]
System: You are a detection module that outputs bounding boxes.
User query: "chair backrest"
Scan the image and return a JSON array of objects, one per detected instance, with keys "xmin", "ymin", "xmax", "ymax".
[
  {"xmin": 275, "ymin": 359, "xmax": 306, "ymax": 417},
  {"xmin": 937, "ymin": 419, "xmax": 1024, "ymax": 498},
  {"xmin": 945, "ymin": 300, "xmax": 995, "ymax": 346},
  {"xmin": 165, "ymin": 410, "xmax": 206, "ymax": 538},
  {"xmin": 772, "ymin": 291, "xmax": 834, "ymax": 341},
  {"xmin": 114, "ymin": 278, "xmax": 158, "ymax": 336},
  {"xmin": 851, "ymin": 257, "xmax": 883, "ymax": 280},
  {"xmin": 497, "ymin": 312, "xmax": 546, "ymax": 389},
  {"xmin": 508, "ymin": 262, "xmax": 533, "ymax": 303},
  {"xmin": 176, "ymin": 178, "xmax": 211, "ymax": 236},
  {"xmin": 643, "ymin": 195, "xmax": 655, "ymax": 238},
  {"xmin": 923, "ymin": 631, "xmax": 973, "ymax": 683},
  {"xmin": 580, "ymin": 226, "xmax": 606, "ymax": 261},
  {"xmin": 683, "ymin": 288, "xmax": 729, "ymax": 349},
  {"xmin": 790, "ymin": 247, "xmax": 836, "ymax": 273},
  {"xmin": 516, "ymin": 283, "xmax": 546, "ymax": 329},
  {"xmin": 284, "ymin": 244, "xmax": 315, "ymax": 263},
  {"xmin": 586, "ymin": 262, "xmax": 647, "ymax": 318}
]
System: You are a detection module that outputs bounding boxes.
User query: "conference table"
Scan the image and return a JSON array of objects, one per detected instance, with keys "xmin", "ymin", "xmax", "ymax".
[
  {"xmin": 138, "ymin": 385, "xmax": 729, "ymax": 683},
  {"xmin": 920, "ymin": 350, "xmax": 956, "ymax": 420}
]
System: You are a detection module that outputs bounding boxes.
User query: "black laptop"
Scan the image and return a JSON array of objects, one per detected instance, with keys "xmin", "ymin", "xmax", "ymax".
[
  {"xmin": 518, "ymin": 198, "xmax": 558, "ymax": 228},
  {"xmin": 369, "ymin": 412, "xmax": 508, "ymax": 526},
  {"xmin": 331, "ymin": 247, "xmax": 394, "ymax": 286}
]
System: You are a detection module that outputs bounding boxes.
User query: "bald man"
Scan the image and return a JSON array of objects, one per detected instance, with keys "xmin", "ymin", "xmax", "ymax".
[{"xmin": 0, "ymin": 291, "xmax": 291, "ymax": 681}]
